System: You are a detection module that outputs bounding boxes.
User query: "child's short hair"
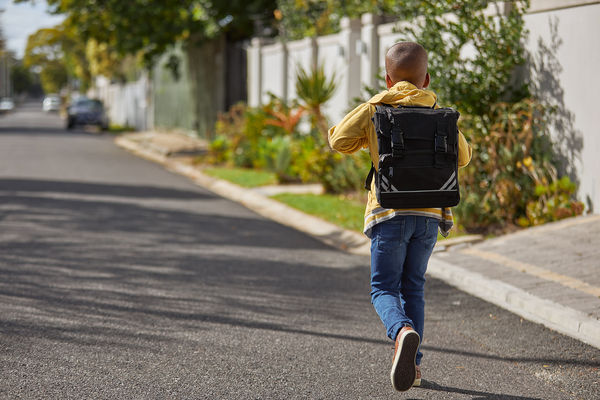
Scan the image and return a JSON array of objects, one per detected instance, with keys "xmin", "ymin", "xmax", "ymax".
[{"xmin": 385, "ymin": 42, "xmax": 428, "ymax": 86}]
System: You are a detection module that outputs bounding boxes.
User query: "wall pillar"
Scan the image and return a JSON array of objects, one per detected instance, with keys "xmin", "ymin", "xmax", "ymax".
[
  {"xmin": 248, "ymin": 38, "xmax": 263, "ymax": 107},
  {"xmin": 277, "ymin": 41, "xmax": 289, "ymax": 103},
  {"xmin": 360, "ymin": 13, "xmax": 381, "ymax": 90},
  {"xmin": 339, "ymin": 17, "xmax": 362, "ymax": 103}
]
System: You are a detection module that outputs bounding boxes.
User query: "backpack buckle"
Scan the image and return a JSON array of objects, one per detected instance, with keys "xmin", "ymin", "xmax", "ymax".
[
  {"xmin": 391, "ymin": 123, "xmax": 404, "ymax": 157},
  {"xmin": 435, "ymin": 135, "xmax": 447, "ymax": 152}
]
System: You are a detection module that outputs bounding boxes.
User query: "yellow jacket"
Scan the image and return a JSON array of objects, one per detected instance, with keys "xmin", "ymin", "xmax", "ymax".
[{"xmin": 328, "ymin": 81, "xmax": 472, "ymax": 237}]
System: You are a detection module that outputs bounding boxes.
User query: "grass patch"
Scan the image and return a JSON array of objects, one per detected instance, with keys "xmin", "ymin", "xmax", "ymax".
[
  {"xmin": 273, "ymin": 192, "xmax": 467, "ymax": 240},
  {"xmin": 204, "ymin": 166, "xmax": 278, "ymax": 188},
  {"xmin": 108, "ymin": 124, "xmax": 135, "ymax": 134},
  {"xmin": 271, "ymin": 193, "xmax": 365, "ymax": 232}
]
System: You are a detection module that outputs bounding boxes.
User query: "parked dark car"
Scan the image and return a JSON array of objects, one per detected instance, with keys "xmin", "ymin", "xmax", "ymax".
[{"xmin": 66, "ymin": 97, "xmax": 109, "ymax": 130}]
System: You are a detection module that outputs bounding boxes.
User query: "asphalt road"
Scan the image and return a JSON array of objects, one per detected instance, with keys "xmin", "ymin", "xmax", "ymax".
[{"xmin": 1, "ymin": 103, "xmax": 598, "ymax": 399}]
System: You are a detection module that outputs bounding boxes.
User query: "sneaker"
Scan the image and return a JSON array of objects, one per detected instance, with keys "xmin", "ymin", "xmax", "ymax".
[
  {"xmin": 413, "ymin": 365, "xmax": 421, "ymax": 387},
  {"xmin": 390, "ymin": 326, "xmax": 420, "ymax": 391}
]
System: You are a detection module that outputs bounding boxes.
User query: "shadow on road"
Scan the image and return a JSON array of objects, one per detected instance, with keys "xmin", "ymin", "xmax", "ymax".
[
  {"xmin": 0, "ymin": 125, "xmax": 107, "ymax": 136},
  {"xmin": 422, "ymin": 344, "xmax": 600, "ymax": 368},
  {"xmin": 418, "ymin": 380, "xmax": 544, "ymax": 400},
  {"xmin": 0, "ymin": 177, "xmax": 374, "ymax": 352},
  {"xmin": 0, "ymin": 178, "xmax": 214, "ymax": 200}
]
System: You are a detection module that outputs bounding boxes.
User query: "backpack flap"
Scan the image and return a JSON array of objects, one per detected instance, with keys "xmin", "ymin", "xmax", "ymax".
[{"xmin": 373, "ymin": 105, "xmax": 461, "ymax": 209}]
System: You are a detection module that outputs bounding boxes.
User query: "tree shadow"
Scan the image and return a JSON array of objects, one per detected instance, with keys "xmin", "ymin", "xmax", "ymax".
[
  {"xmin": 0, "ymin": 126, "xmax": 85, "ymax": 136},
  {"xmin": 527, "ymin": 16, "xmax": 584, "ymax": 201},
  {"xmin": 0, "ymin": 180, "xmax": 330, "ymax": 251},
  {"xmin": 0, "ymin": 178, "xmax": 214, "ymax": 200},
  {"xmin": 418, "ymin": 380, "xmax": 543, "ymax": 400},
  {"xmin": 421, "ymin": 344, "xmax": 600, "ymax": 368},
  {"xmin": 0, "ymin": 176, "xmax": 377, "ymax": 353}
]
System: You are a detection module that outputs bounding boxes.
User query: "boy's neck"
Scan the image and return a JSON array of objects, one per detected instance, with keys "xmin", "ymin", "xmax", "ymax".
[
  {"xmin": 386, "ymin": 72, "xmax": 430, "ymax": 90},
  {"xmin": 388, "ymin": 80, "xmax": 424, "ymax": 90}
]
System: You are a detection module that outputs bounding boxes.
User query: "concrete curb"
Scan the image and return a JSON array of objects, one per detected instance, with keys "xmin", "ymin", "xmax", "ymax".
[
  {"xmin": 428, "ymin": 258, "xmax": 600, "ymax": 349},
  {"xmin": 115, "ymin": 135, "xmax": 599, "ymax": 349}
]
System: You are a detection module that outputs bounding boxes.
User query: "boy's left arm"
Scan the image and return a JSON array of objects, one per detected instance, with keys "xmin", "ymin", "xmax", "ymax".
[{"xmin": 328, "ymin": 103, "xmax": 372, "ymax": 154}]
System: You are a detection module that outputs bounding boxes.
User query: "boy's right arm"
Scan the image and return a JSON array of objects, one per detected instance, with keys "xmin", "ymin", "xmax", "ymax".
[
  {"xmin": 457, "ymin": 131, "xmax": 472, "ymax": 168},
  {"xmin": 328, "ymin": 103, "xmax": 372, "ymax": 154}
]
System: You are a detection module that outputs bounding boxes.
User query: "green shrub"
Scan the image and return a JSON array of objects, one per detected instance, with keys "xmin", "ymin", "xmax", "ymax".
[
  {"xmin": 258, "ymin": 136, "xmax": 295, "ymax": 182},
  {"xmin": 205, "ymin": 64, "xmax": 363, "ymax": 193},
  {"xmin": 206, "ymin": 134, "xmax": 232, "ymax": 164},
  {"xmin": 519, "ymin": 168, "xmax": 584, "ymax": 227},
  {"xmin": 455, "ymin": 100, "xmax": 583, "ymax": 231},
  {"xmin": 319, "ymin": 150, "xmax": 371, "ymax": 193}
]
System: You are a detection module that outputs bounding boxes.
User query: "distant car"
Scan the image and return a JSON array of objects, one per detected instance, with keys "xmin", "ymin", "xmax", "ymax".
[
  {"xmin": 66, "ymin": 97, "xmax": 109, "ymax": 130},
  {"xmin": 0, "ymin": 98, "xmax": 15, "ymax": 113},
  {"xmin": 43, "ymin": 94, "xmax": 61, "ymax": 112}
]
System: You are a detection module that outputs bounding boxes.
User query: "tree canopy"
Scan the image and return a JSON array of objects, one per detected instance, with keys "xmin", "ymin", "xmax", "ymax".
[
  {"xmin": 18, "ymin": 0, "xmax": 278, "ymax": 68},
  {"xmin": 274, "ymin": 0, "xmax": 423, "ymax": 40},
  {"xmin": 23, "ymin": 22, "xmax": 92, "ymax": 93}
]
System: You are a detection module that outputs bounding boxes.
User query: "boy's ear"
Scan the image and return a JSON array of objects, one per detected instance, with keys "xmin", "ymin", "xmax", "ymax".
[
  {"xmin": 422, "ymin": 73, "xmax": 430, "ymax": 89},
  {"xmin": 385, "ymin": 74, "xmax": 394, "ymax": 89}
]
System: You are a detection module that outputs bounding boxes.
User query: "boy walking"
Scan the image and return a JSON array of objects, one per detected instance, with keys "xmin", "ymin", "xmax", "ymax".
[{"xmin": 328, "ymin": 42, "xmax": 472, "ymax": 391}]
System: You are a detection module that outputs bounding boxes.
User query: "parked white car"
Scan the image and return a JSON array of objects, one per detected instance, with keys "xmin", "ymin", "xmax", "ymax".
[
  {"xmin": 0, "ymin": 98, "xmax": 15, "ymax": 113},
  {"xmin": 43, "ymin": 94, "xmax": 61, "ymax": 112}
]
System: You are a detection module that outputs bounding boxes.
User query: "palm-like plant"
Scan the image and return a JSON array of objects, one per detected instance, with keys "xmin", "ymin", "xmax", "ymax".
[{"xmin": 295, "ymin": 63, "xmax": 337, "ymax": 142}]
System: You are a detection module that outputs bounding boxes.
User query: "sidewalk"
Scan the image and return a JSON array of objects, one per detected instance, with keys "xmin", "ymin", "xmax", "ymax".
[{"xmin": 115, "ymin": 131, "xmax": 600, "ymax": 349}]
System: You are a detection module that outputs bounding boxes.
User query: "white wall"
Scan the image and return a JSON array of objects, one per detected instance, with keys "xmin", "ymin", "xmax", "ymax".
[
  {"xmin": 261, "ymin": 42, "xmax": 287, "ymax": 104},
  {"xmin": 524, "ymin": 3, "xmax": 600, "ymax": 211},
  {"xmin": 92, "ymin": 74, "xmax": 150, "ymax": 131},
  {"xmin": 317, "ymin": 33, "xmax": 346, "ymax": 123}
]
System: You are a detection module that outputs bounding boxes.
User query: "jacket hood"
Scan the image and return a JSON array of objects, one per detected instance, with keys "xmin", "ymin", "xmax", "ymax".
[{"xmin": 367, "ymin": 81, "xmax": 437, "ymax": 107}]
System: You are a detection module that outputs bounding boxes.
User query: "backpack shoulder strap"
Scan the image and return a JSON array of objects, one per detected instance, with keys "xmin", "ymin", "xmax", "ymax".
[{"xmin": 364, "ymin": 163, "xmax": 375, "ymax": 191}]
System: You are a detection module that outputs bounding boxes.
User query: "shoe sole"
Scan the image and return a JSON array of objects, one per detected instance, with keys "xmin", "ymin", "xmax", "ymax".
[{"xmin": 390, "ymin": 330, "xmax": 420, "ymax": 392}]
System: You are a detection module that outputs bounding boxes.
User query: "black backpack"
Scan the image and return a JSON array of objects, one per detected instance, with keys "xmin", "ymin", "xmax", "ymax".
[{"xmin": 365, "ymin": 103, "xmax": 461, "ymax": 209}]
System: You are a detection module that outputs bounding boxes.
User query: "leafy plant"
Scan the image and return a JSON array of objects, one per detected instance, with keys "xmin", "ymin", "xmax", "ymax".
[
  {"xmin": 289, "ymin": 135, "xmax": 371, "ymax": 192},
  {"xmin": 275, "ymin": 0, "xmax": 424, "ymax": 40},
  {"xmin": 455, "ymin": 99, "xmax": 583, "ymax": 231},
  {"xmin": 264, "ymin": 103, "xmax": 305, "ymax": 135},
  {"xmin": 399, "ymin": 1, "xmax": 530, "ymax": 118},
  {"xmin": 210, "ymin": 102, "xmax": 248, "ymax": 166},
  {"xmin": 206, "ymin": 135, "xmax": 232, "ymax": 164},
  {"xmin": 518, "ymin": 165, "xmax": 584, "ymax": 227}
]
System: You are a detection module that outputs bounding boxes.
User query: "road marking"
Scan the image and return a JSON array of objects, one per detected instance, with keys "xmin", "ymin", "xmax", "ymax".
[{"xmin": 460, "ymin": 247, "xmax": 600, "ymax": 298}]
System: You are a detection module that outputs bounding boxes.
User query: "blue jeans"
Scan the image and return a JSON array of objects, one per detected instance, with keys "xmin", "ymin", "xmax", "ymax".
[{"xmin": 370, "ymin": 215, "xmax": 439, "ymax": 366}]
